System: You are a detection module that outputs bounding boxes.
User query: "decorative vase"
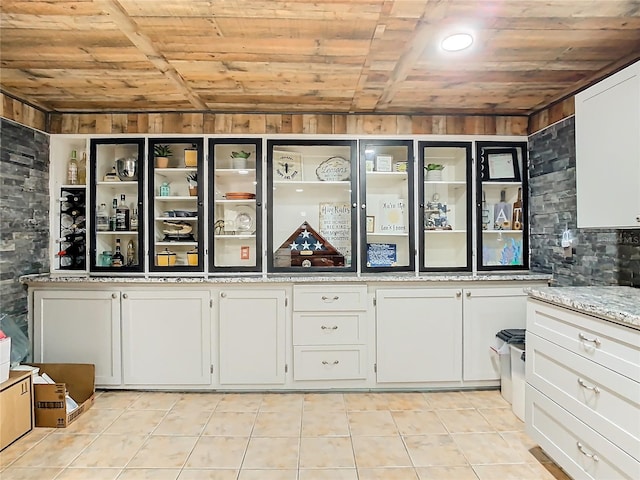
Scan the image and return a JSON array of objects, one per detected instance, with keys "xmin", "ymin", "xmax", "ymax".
[
  {"xmin": 426, "ymin": 170, "xmax": 442, "ymax": 181},
  {"xmin": 155, "ymin": 156, "xmax": 169, "ymax": 168}
]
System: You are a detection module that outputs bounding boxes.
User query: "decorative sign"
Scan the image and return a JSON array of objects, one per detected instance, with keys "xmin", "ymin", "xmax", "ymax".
[
  {"xmin": 319, "ymin": 203, "xmax": 351, "ymax": 266},
  {"xmin": 376, "ymin": 195, "xmax": 406, "ymax": 233},
  {"xmin": 273, "ymin": 150, "xmax": 302, "ymax": 181},
  {"xmin": 316, "ymin": 156, "xmax": 350, "ymax": 181},
  {"xmin": 481, "ymin": 148, "xmax": 521, "ymax": 182},
  {"xmin": 375, "ymin": 155, "xmax": 393, "ymax": 172},
  {"xmin": 367, "ymin": 243, "xmax": 397, "ymax": 267}
]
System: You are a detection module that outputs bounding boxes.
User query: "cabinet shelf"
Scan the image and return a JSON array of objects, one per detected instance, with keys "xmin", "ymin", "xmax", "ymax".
[
  {"xmin": 215, "ymin": 199, "xmax": 256, "ymax": 204},
  {"xmin": 481, "ymin": 181, "xmax": 521, "ymax": 187},
  {"xmin": 215, "ymin": 234, "xmax": 256, "ymax": 239},
  {"xmin": 424, "ymin": 180, "xmax": 466, "ymax": 186},
  {"xmin": 155, "ymin": 241, "xmax": 198, "ymax": 247},
  {"xmin": 273, "ymin": 180, "xmax": 350, "ymax": 187},
  {"xmin": 424, "ymin": 229, "xmax": 467, "ymax": 234},
  {"xmin": 155, "ymin": 216, "xmax": 198, "ymax": 221},
  {"xmin": 367, "ymin": 232, "xmax": 409, "ymax": 237},
  {"xmin": 96, "ymin": 181, "xmax": 138, "ymax": 187},
  {"xmin": 154, "ymin": 196, "xmax": 198, "ymax": 201},
  {"xmin": 215, "ymin": 168, "xmax": 256, "ymax": 177},
  {"xmin": 96, "ymin": 230, "xmax": 138, "ymax": 235},
  {"xmin": 482, "ymin": 230, "xmax": 524, "ymax": 234},
  {"xmin": 155, "ymin": 167, "xmax": 197, "ymax": 173}
]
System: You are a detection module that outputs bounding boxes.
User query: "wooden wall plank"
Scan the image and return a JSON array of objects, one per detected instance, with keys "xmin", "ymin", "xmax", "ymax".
[
  {"xmin": 0, "ymin": 93, "xmax": 47, "ymax": 131},
  {"xmin": 529, "ymin": 97, "xmax": 575, "ymax": 134}
]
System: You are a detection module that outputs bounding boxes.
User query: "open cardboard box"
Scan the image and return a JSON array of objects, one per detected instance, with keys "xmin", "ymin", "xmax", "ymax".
[{"xmin": 28, "ymin": 363, "xmax": 95, "ymax": 428}]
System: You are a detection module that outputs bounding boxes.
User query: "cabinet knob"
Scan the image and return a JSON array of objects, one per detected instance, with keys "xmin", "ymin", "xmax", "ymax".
[
  {"xmin": 456, "ymin": 291, "xmax": 461, "ymax": 298},
  {"xmin": 321, "ymin": 360, "xmax": 339, "ymax": 365},
  {"xmin": 361, "ymin": 203, "xmax": 366, "ymax": 209},
  {"xmin": 122, "ymin": 293, "xmax": 128, "ymax": 299},
  {"xmin": 111, "ymin": 293, "xmax": 117, "ymax": 299},
  {"xmin": 220, "ymin": 292, "xmax": 227, "ymax": 298},
  {"xmin": 352, "ymin": 203, "xmax": 357, "ymax": 208},
  {"xmin": 577, "ymin": 442, "xmax": 599, "ymax": 462},
  {"xmin": 636, "ymin": 215, "xmax": 640, "ymax": 222},
  {"xmin": 466, "ymin": 291, "xmax": 471, "ymax": 297}
]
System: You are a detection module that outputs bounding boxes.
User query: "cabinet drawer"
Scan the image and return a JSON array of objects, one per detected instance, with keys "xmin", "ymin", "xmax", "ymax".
[
  {"xmin": 526, "ymin": 385, "xmax": 639, "ymax": 480},
  {"xmin": 293, "ymin": 346, "xmax": 367, "ymax": 380},
  {"xmin": 528, "ymin": 332, "xmax": 640, "ymax": 460},
  {"xmin": 293, "ymin": 285, "xmax": 367, "ymax": 312},
  {"xmin": 527, "ymin": 299, "xmax": 640, "ymax": 380},
  {"xmin": 293, "ymin": 312, "xmax": 365, "ymax": 345}
]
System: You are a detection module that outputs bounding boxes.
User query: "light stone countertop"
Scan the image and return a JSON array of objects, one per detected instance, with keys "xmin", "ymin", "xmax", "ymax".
[
  {"xmin": 526, "ymin": 286, "xmax": 640, "ymax": 329},
  {"xmin": 20, "ymin": 272, "xmax": 551, "ymax": 285}
]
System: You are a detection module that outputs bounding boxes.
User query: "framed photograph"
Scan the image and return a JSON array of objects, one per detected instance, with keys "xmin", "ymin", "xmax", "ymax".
[
  {"xmin": 273, "ymin": 150, "xmax": 303, "ymax": 181},
  {"xmin": 366, "ymin": 216, "xmax": 375, "ymax": 233},
  {"xmin": 485, "ymin": 149, "xmax": 520, "ymax": 181},
  {"xmin": 375, "ymin": 155, "xmax": 393, "ymax": 172}
]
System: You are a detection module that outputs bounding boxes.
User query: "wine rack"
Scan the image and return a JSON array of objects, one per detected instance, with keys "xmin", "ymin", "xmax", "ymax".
[{"xmin": 58, "ymin": 187, "xmax": 86, "ymax": 270}]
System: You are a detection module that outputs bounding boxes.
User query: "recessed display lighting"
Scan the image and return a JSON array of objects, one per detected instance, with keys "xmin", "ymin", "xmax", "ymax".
[{"xmin": 441, "ymin": 33, "xmax": 473, "ymax": 52}]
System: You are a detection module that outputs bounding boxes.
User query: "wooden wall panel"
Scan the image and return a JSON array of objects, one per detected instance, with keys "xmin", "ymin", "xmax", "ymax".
[
  {"xmin": 0, "ymin": 93, "xmax": 47, "ymax": 131},
  {"xmin": 529, "ymin": 97, "xmax": 575, "ymax": 134},
  {"xmin": 45, "ymin": 112, "xmax": 530, "ymax": 136}
]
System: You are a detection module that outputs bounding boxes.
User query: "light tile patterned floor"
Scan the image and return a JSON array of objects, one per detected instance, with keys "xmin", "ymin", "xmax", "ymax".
[{"xmin": 0, "ymin": 389, "xmax": 571, "ymax": 480}]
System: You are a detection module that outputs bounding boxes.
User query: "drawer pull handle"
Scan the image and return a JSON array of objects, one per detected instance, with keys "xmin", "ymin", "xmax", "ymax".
[
  {"xmin": 321, "ymin": 325, "xmax": 338, "ymax": 330},
  {"xmin": 577, "ymin": 442, "xmax": 599, "ymax": 462},
  {"xmin": 578, "ymin": 333, "xmax": 601, "ymax": 347},
  {"xmin": 577, "ymin": 378, "xmax": 600, "ymax": 394},
  {"xmin": 321, "ymin": 296, "xmax": 339, "ymax": 302},
  {"xmin": 321, "ymin": 360, "xmax": 340, "ymax": 365}
]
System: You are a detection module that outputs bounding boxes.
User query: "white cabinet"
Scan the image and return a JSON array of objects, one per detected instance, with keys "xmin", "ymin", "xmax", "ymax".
[
  {"xmin": 376, "ymin": 288, "xmax": 462, "ymax": 384},
  {"xmin": 218, "ymin": 288, "xmax": 287, "ymax": 385},
  {"xmin": 292, "ymin": 285, "xmax": 368, "ymax": 382},
  {"xmin": 575, "ymin": 60, "xmax": 640, "ymax": 228},
  {"xmin": 526, "ymin": 299, "xmax": 640, "ymax": 478},
  {"xmin": 33, "ymin": 289, "xmax": 121, "ymax": 386},
  {"xmin": 121, "ymin": 289, "xmax": 211, "ymax": 386},
  {"xmin": 462, "ymin": 287, "xmax": 527, "ymax": 381}
]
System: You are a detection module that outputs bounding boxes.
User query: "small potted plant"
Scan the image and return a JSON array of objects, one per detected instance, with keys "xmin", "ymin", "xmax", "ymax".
[
  {"xmin": 425, "ymin": 163, "xmax": 445, "ymax": 181},
  {"xmin": 154, "ymin": 144, "xmax": 172, "ymax": 168},
  {"xmin": 186, "ymin": 172, "xmax": 197, "ymax": 196},
  {"xmin": 231, "ymin": 150, "xmax": 251, "ymax": 169}
]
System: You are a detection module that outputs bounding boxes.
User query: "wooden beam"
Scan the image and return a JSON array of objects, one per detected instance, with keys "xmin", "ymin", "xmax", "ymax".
[{"xmin": 96, "ymin": 0, "xmax": 207, "ymax": 110}]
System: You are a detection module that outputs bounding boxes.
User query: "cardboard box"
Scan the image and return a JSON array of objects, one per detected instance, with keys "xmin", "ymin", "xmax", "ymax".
[
  {"xmin": 28, "ymin": 363, "xmax": 95, "ymax": 428},
  {"xmin": 0, "ymin": 337, "xmax": 11, "ymax": 383}
]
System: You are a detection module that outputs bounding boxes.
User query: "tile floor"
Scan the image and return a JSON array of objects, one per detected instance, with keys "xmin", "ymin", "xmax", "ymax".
[{"xmin": 0, "ymin": 389, "xmax": 571, "ymax": 480}]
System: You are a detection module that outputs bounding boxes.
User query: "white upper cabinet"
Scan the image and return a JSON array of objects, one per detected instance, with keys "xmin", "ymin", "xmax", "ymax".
[{"xmin": 575, "ymin": 60, "xmax": 640, "ymax": 228}]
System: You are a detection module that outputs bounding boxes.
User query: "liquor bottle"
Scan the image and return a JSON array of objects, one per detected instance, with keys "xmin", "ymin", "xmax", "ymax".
[
  {"xmin": 109, "ymin": 198, "xmax": 118, "ymax": 231},
  {"xmin": 67, "ymin": 150, "xmax": 78, "ymax": 185},
  {"xmin": 77, "ymin": 151, "xmax": 87, "ymax": 185},
  {"xmin": 130, "ymin": 206, "xmax": 139, "ymax": 231},
  {"xmin": 126, "ymin": 239, "xmax": 136, "ymax": 266},
  {"xmin": 96, "ymin": 203, "xmax": 109, "ymax": 231},
  {"xmin": 112, "ymin": 239, "xmax": 124, "ymax": 267},
  {"xmin": 116, "ymin": 194, "xmax": 130, "ymax": 231}
]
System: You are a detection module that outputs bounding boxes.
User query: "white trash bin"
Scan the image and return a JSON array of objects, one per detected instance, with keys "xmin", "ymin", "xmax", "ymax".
[
  {"xmin": 491, "ymin": 329, "xmax": 525, "ymax": 404},
  {"xmin": 510, "ymin": 344, "xmax": 526, "ymax": 421}
]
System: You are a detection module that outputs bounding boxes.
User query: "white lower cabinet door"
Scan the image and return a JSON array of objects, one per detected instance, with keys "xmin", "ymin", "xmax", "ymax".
[
  {"xmin": 218, "ymin": 289, "xmax": 286, "ymax": 385},
  {"xmin": 376, "ymin": 288, "xmax": 462, "ymax": 383},
  {"xmin": 33, "ymin": 289, "xmax": 121, "ymax": 386},
  {"xmin": 121, "ymin": 290, "xmax": 211, "ymax": 386},
  {"xmin": 462, "ymin": 287, "xmax": 527, "ymax": 381}
]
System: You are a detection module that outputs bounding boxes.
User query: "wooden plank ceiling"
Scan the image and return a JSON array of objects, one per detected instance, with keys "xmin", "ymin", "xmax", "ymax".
[{"xmin": 1, "ymin": 0, "xmax": 639, "ymax": 115}]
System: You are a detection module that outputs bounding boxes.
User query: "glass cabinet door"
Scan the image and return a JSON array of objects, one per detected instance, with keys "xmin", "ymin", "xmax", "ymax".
[
  {"xmin": 209, "ymin": 139, "xmax": 262, "ymax": 273},
  {"xmin": 148, "ymin": 138, "xmax": 204, "ymax": 273},
  {"xmin": 90, "ymin": 138, "xmax": 145, "ymax": 273},
  {"xmin": 267, "ymin": 139, "xmax": 357, "ymax": 273},
  {"xmin": 418, "ymin": 141, "xmax": 472, "ymax": 271},
  {"xmin": 476, "ymin": 141, "xmax": 528, "ymax": 270},
  {"xmin": 360, "ymin": 140, "xmax": 414, "ymax": 273}
]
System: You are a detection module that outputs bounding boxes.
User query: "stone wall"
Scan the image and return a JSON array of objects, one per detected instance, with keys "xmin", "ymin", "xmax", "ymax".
[
  {"xmin": 528, "ymin": 116, "xmax": 639, "ymax": 286},
  {"xmin": 0, "ymin": 118, "xmax": 50, "ymax": 332}
]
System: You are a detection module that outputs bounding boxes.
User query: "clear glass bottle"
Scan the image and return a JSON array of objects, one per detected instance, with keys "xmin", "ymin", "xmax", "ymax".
[
  {"xmin": 67, "ymin": 150, "xmax": 78, "ymax": 185},
  {"xmin": 77, "ymin": 151, "xmax": 87, "ymax": 185},
  {"xmin": 109, "ymin": 198, "xmax": 118, "ymax": 231},
  {"xmin": 112, "ymin": 238, "xmax": 124, "ymax": 267},
  {"xmin": 115, "ymin": 194, "xmax": 129, "ymax": 231},
  {"xmin": 96, "ymin": 203, "xmax": 109, "ymax": 231},
  {"xmin": 130, "ymin": 206, "xmax": 138, "ymax": 231},
  {"xmin": 126, "ymin": 239, "xmax": 136, "ymax": 266}
]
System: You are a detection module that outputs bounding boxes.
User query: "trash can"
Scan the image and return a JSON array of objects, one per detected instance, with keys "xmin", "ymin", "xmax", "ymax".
[
  {"xmin": 510, "ymin": 345, "xmax": 526, "ymax": 421},
  {"xmin": 491, "ymin": 329, "xmax": 525, "ymax": 403}
]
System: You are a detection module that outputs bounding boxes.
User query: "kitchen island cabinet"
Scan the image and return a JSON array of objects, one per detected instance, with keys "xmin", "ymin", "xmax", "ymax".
[{"xmin": 525, "ymin": 287, "xmax": 640, "ymax": 480}]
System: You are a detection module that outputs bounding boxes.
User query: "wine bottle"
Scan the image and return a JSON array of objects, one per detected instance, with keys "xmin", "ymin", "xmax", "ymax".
[
  {"xmin": 67, "ymin": 150, "xmax": 78, "ymax": 185},
  {"xmin": 96, "ymin": 203, "xmax": 109, "ymax": 231},
  {"xmin": 55, "ymin": 232, "xmax": 85, "ymax": 243},
  {"xmin": 57, "ymin": 243, "xmax": 84, "ymax": 257},
  {"xmin": 60, "ymin": 203, "xmax": 82, "ymax": 216},
  {"xmin": 116, "ymin": 194, "xmax": 130, "ymax": 231},
  {"xmin": 109, "ymin": 198, "xmax": 118, "ymax": 231},
  {"xmin": 78, "ymin": 151, "xmax": 87, "ymax": 185},
  {"xmin": 112, "ymin": 238, "xmax": 124, "ymax": 267},
  {"xmin": 58, "ymin": 193, "xmax": 81, "ymax": 203}
]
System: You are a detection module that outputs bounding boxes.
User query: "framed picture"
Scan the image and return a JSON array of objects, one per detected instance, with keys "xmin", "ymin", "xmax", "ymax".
[
  {"xmin": 375, "ymin": 155, "xmax": 393, "ymax": 172},
  {"xmin": 366, "ymin": 216, "xmax": 375, "ymax": 233},
  {"xmin": 485, "ymin": 148, "xmax": 520, "ymax": 181},
  {"xmin": 273, "ymin": 150, "xmax": 303, "ymax": 181}
]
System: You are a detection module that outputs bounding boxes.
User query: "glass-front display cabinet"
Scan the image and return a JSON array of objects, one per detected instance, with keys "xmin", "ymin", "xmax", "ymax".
[
  {"xmin": 148, "ymin": 138, "xmax": 204, "ymax": 273},
  {"xmin": 209, "ymin": 139, "xmax": 262, "ymax": 273},
  {"xmin": 476, "ymin": 141, "xmax": 528, "ymax": 270},
  {"xmin": 418, "ymin": 141, "xmax": 472, "ymax": 271},
  {"xmin": 90, "ymin": 138, "xmax": 145, "ymax": 273},
  {"xmin": 267, "ymin": 139, "xmax": 357, "ymax": 273},
  {"xmin": 360, "ymin": 140, "xmax": 414, "ymax": 273}
]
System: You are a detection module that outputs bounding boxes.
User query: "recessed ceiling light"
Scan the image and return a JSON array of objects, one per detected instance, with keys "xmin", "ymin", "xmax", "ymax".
[{"xmin": 441, "ymin": 33, "xmax": 473, "ymax": 52}]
